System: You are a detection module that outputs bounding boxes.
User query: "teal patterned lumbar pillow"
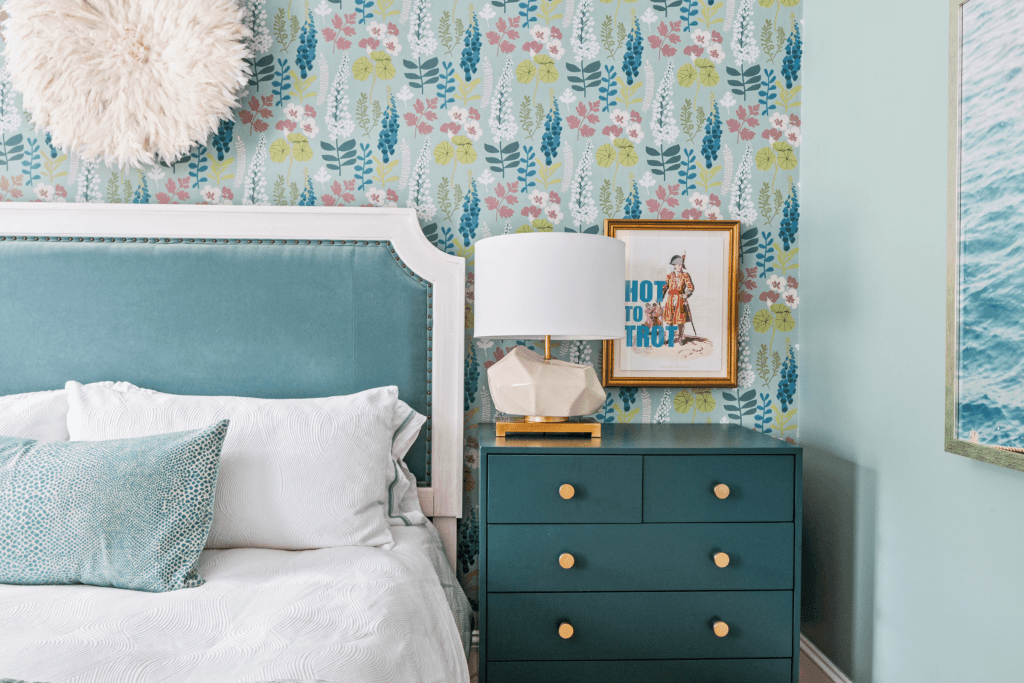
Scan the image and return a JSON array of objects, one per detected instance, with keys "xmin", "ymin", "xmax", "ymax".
[{"xmin": 0, "ymin": 420, "xmax": 229, "ymax": 592}]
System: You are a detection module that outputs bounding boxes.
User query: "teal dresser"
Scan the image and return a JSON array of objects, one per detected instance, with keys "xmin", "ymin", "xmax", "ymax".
[{"xmin": 478, "ymin": 423, "xmax": 802, "ymax": 683}]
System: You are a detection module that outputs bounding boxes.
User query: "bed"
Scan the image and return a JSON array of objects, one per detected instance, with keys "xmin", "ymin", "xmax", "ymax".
[{"xmin": 0, "ymin": 205, "xmax": 469, "ymax": 683}]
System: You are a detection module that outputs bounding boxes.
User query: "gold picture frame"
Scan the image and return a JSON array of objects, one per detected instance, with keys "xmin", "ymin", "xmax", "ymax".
[
  {"xmin": 945, "ymin": 0, "xmax": 1024, "ymax": 470},
  {"xmin": 602, "ymin": 219, "xmax": 740, "ymax": 388}
]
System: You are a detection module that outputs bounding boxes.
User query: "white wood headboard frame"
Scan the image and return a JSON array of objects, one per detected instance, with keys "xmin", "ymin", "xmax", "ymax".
[{"xmin": 0, "ymin": 204, "xmax": 466, "ymax": 569}]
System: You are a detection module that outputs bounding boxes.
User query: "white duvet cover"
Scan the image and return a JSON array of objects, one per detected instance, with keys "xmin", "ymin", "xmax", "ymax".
[{"xmin": 0, "ymin": 525, "xmax": 470, "ymax": 683}]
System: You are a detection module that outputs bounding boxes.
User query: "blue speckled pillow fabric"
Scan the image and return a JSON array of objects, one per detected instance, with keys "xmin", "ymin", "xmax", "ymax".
[{"xmin": 0, "ymin": 420, "xmax": 229, "ymax": 592}]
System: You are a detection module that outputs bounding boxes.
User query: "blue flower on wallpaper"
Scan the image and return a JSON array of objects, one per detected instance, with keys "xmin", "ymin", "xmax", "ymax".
[
  {"xmin": 624, "ymin": 179, "xmax": 641, "ymax": 219},
  {"xmin": 296, "ymin": 11, "xmax": 317, "ymax": 79},
  {"xmin": 212, "ymin": 119, "xmax": 234, "ymax": 162},
  {"xmin": 622, "ymin": 15, "xmax": 643, "ymax": 86},
  {"xmin": 701, "ymin": 100, "xmax": 722, "ymax": 169},
  {"xmin": 782, "ymin": 22, "xmax": 802, "ymax": 89},
  {"xmin": 540, "ymin": 101, "xmax": 561, "ymax": 165},
  {"xmin": 779, "ymin": 182, "xmax": 799, "ymax": 251},
  {"xmin": 459, "ymin": 176, "xmax": 479, "ymax": 246},
  {"xmin": 777, "ymin": 347, "xmax": 797, "ymax": 413},
  {"xmin": 377, "ymin": 94, "xmax": 398, "ymax": 163},
  {"xmin": 459, "ymin": 13, "xmax": 481, "ymax": 83}
]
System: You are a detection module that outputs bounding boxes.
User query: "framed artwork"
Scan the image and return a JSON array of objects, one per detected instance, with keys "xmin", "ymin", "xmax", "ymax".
[
  {"xmin": 603, "ymin": 220, "xmax": 740, "ymax": 388},
  {"xmin": 946, "ymin": 0, "xmax": 1024, "ymax": 470}
]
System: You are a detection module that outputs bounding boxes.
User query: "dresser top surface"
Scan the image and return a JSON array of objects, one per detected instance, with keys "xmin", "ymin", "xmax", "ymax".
[{"xmin": 476, "ymin": 423, "xmax": 800, "ymax": 454}]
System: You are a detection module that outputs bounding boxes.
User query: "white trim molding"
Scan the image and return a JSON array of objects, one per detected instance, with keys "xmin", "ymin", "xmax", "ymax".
[
  {"xmin": 801, "ymin": 633, "xmax": 855, "ymax": 683},
  {"xmin": 0, "ymin": 204, "xmax": 466, "ymax": 568}
]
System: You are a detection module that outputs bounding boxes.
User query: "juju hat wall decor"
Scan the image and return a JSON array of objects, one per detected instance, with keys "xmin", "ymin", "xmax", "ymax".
[{"xmin": 1, "ymin": 0, "xmax": 251, "ymax": 169}]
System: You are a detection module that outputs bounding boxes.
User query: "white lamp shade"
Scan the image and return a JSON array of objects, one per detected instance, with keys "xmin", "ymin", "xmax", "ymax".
[{"xmin": 474, "ymin": 233, "xmax": 625, "ymax": 340}]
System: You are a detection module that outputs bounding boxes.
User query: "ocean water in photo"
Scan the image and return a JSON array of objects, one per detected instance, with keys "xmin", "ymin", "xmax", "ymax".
[{"xmin": 958, "ymin": 0, "xmax": 1024, "ymax": 448}]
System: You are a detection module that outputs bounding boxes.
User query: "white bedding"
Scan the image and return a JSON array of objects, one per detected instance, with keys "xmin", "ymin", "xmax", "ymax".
[{"xmin": 0, "ymin": 524, "xmax": 470, "ymax": 683}]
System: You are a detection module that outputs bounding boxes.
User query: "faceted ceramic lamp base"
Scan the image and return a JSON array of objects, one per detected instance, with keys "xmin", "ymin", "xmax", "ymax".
[{"xmin": 486, "ymin": 346, "xmax": 605, "ymax": 418}]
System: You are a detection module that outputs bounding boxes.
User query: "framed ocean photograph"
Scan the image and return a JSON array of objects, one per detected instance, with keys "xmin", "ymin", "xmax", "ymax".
[
  {"xmin": 947, "ymin": 0, "xmax": 1024, "ymax": 470},
  {"xmin": 603, "ymin": 220, "xmax": 740, "ymax": 388}
]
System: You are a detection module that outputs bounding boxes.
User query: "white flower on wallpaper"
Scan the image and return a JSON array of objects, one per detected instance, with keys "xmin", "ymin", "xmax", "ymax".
[
  {"xmin": 489, "ymin": 57, "xmax": 517, "ymax": 144},
  {"xmin": 408, "ymin": 142, "xmax": 436, "ymax": 221},
  {"xmin": 242, "ymin": 135, "xmax": 269, "ymax": 206},
  {"xmin": 650, "ymin": 61, "xmax": 677, "ymax": 147}
]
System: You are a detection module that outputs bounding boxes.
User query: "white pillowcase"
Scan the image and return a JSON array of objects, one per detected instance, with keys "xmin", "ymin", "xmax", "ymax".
[
  {"xmin": 66, "ymin": 381, "xmax": 399, "ymax": 550},
  {"xmin": 387, "ymin": 400, "xmax": 427, "ymax": 526},
  {"xmin": 0, "ymin": 383, "xmax": 134, "ymax": 441}
]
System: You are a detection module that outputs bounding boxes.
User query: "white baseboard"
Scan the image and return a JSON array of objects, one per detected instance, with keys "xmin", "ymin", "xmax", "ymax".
[{"xmin": 801, "ymin": 633, "xmax": 854, "ymax": 683}]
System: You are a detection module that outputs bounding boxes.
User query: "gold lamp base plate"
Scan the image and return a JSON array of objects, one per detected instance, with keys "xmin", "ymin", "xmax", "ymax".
[{"xmin": 495, "ymin": 418, "xmax": 601, "ymax": 438}]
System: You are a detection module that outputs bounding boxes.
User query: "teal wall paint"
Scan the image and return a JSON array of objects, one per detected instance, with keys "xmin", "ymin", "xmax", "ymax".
[
  {"xmin": 0, "ymin": 0, "xmax": 804, "ymax": 609},
  {"xmin": 802, "ymin": 2, "xmax": 1024, "ymax": 682}
]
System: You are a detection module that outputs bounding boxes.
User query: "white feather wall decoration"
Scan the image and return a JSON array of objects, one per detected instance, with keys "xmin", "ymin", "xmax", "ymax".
[{"xmin": 2, "ymin": 0, "xmax": 252, "ymax": 169}]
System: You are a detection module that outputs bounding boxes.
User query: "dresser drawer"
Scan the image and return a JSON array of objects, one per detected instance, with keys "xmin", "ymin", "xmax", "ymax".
[
  {"xmin": 487, "ymin": 523, "xmax": 794, "ymax": 592},
  {"xmin": 487, "ymin": 591, "xmax": 792, "ymax": 661},
  {"xmin": 644, "ymin": 455, "xmax": 794, "ymax": 522},
  {"xmin": 487, "ymin": 455, "xmax": 642, "ymax": 523},
  {"xmin": 486, "ymin": 658, "xmax": 792, "ymax": 683}
]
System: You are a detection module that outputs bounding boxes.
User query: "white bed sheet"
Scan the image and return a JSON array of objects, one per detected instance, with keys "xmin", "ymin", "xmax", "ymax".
[{"xmin": 0, "ymin": 524, "xmax": 470, "ymax": 683}]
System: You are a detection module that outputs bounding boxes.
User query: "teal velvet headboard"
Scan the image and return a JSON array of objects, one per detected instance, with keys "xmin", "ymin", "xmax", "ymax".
[{"xmin": 0, "ymin": 205, "xmax": 465, "ymax": 564}]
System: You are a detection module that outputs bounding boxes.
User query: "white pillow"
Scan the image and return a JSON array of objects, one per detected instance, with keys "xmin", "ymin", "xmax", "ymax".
[
  {"xmin": 66, "ymin": 381, "xmax": 398, "ymax": 550},
  {"xmin": 0, "ymin": 383, "xmax": 134, "ymax": 441},
  {"xmin": 387, "ymin": 400, "xmax": 427, "ymax": 526}
]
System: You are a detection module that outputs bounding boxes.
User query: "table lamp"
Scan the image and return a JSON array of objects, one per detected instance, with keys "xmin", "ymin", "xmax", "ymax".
[{"xmin": 474, "ymin": 232, "xmax": 625, "ymax": 437}]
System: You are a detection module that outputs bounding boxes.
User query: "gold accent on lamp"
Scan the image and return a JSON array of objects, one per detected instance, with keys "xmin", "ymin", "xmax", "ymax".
[{"xmin": 473, "ymin": 233, "xmax": 626, "ymax": 438}]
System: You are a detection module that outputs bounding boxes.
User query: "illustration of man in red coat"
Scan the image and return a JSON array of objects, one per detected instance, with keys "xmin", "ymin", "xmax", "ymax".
[{"xmin": 661, "ymin": 253, "xmax": 696, "ymax": 339}]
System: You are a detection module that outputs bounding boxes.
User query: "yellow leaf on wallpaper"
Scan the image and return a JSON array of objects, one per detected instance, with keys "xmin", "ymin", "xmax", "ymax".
[
  {"xmin": 269, "ymin": 138, "xmax": 292, "ymax": 163},
  {"xmin": 516, "ymin": 59, "xmax": 537, "ymax": 84},
  {"xmin": 677, "ymin": 63, "xmax": 698, "ymax": 88},
  {"xmin": 352, "ymin": 56, "xmax": 374, "ymax": 81}
]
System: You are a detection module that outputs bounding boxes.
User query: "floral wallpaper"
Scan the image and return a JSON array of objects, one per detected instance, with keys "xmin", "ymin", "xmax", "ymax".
[{"xmin": 0, "ymin": 0, "xmax": 802, "ymax": 607}]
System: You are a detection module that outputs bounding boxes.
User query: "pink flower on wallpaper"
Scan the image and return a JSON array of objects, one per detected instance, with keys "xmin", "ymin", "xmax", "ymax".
[
  {"xmin": 547, "ymin": 40, "xmax": 564, "ymax": 60},
  {"xmin": 602, "ymin": 124, "xmax": 623, "ymax": 140},
  {"xmin": 706, "ymin": 43, "xmax": 726, "ymax": 64},
  {"xmin": 486, "ymin": 17, "xmax": 520, "ymax": 55},
  {"xmin": 789, "ymin": 114, "xmax": 802, "ymax": 127},
  {"xmin": 625, "ymin": 123, "xmax": 644, "ymax": 143},
  {"xmin": 679, "ymin": 208, "xmax": 702, "ymax": 220},
  {"xmin": 769, "ymin": 113, "xmax": 789, "ymax": 130},
  {"xmin": 609, "ymin": 109, "xmax": 629, "ymax": 127},
  {"xmin": 156, "ymin": 178, "xmax": 190, "ymax": 204},
  {"xmin": 759, "ymin": 290, "xmax": 780, "ymax": 303},
  {"xmin": 711, "ymin": 30, "xmax": 724, "ymax": 44},
  {"xmin": 544, "ymin": 205, "xmax": 563, "ymax": 223},
  {"xmin": 321, "ymin": 180, "xmax": 357, "ymax": 206},
  {"xmin": 761, "ymin": 128, "xmax": 782, "ymax": 142},
  {"xmin": 522, "ymin": 40, "xmax": 544, "ymax": 55},
  {"xmin": 284, "ymin": 103, "xmax": 303, "ymax": 122},
  {"xmin": 485, "ymin": 182, "xmax": 519, "ymax": 219},
  {"xmin": 740, "ymin": 291, "xmax": 753, "ymax": 303},
  {"xmin": 276, "ymin": 119, "xmax": 297, "ymax": 133},
  {"xmin": 548, "ymin": 191, "xmax": 561, "ymax": 204},
  {"xmin": 705, "ymin": 206, "xmax": 725, "ymax": 220},
  {"xmin": 785, "ymin": 127, "xmax": 802, "ymax": 147},
  {"xmin": 692, "ymin": 30, "xmax": 712, "ymax": 47},
  {"xmin": 521, "ymin": 205, "xmax": 541, "ymax": 218},
  {"xmin": 323, "ymin": 13, "xmax": 357, "ymax": 52},
  {"xmin": 787, "ymin": 276, "xmax": 799, "ymax": 289},
  {"xmin": 404, "ymin": 98, "xmax": 439, "ymax": 136},
  {"xmin": 782, "ymin": 289, "xmax": 800, "ymax": 309},
  {"xmin": 528, "ymin": 189, "xmax": 549, "ymax": 208},
  {"xmin": 567, "ymin": 101, "xmax": 600, "ymax": 139},
  {"xmin": 683, "ymin": 45, "xmax": 704, "ymax": 60}
]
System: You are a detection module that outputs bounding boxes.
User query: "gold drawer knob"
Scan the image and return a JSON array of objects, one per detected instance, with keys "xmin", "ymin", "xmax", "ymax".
[
  {"xmin": 559, "ymin": 553, "xmax": 575, "ymax": 569},
  {"xmin": 713, "ymin": 620, "xmax": 730, "ymax": 638},
  {"xmin": 713, "ymin": 483, "xmax": 731, "ymax": 499},
  {"xmin": 559, "ymin": 483, "xmax": 576, "ymax": 500},
  {"xmin": 713, "ymin": 552, "xmax": 730, "ymax": 568},
  {"xmin": 558, "ymin": 622, "xmax": 574, "ymax": 639}
]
